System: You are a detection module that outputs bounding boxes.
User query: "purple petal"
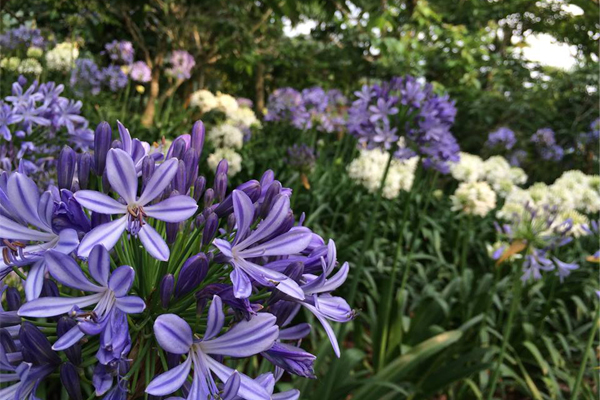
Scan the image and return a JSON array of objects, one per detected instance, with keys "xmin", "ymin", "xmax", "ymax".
[
  {"xmin": 279, "ymin": 323, "xmax": 311, "ymax": 340},
  {"xmin": 200, "ymin": 313, "xmax": 278, "ymax": 357},
  {"xmin": 273, "ymin": 390, "xmax": 300, "ymax": 400},
  {"xmin": 236, "ymin": 258, "xmax": 287, "ymax": 283},
  {"xmin": 238, "ymin": 227, "xmax": 312, "ymax": 258},
  {"xmin": 153, "ymin": 314, "xmax": 193, "ymax": 354},
  {"xmin": 232, "ymin": 190, "xmax": 254, "ymax": 244},
  {"xmin": 37, "ymin": 191, "xmax": 54, "ymax": 230},
  {"xmin": 276, "ymin": 278, "xmax": 305, "ymax": 300},
  {"xmin": 18, "ymin": 293, "xmax": 103, "ymax": 317},
  {"xmin": 53, "ymin": 229, "xmax": 79, "ymax": 254},
  {"xmin": 137, "ymin": 158, "xmax": 178, "ymax": 205},
  {"xmin": 88, "ymin": 245, "xmax": 110, "ymax": 286},
  {"xmin": 204, "ymin": 295, "xmax": 224, "ymax": 340},
  {"xmin": 73, "ymin": 190, "xmax": 127, "ymax": 214},
  {"xmin": 117, "ymin": 121, "xmax": 132, "ymax": 154},
  {"xmin": 145, "ymin": 356, "xmax": 191, "ymax": 396},
  {"xmin": 138, "ymin": 223, "xmax": 170, "ymax": 261},
  {"xmin": 237, "ymin": 196, "xmax": 290, "ymax": 249},
  {"xmin": 231, "ymin": 268, "xmax": 252, "ymax": 299},
  {"xmin": 304, "ymin": 303, "xmax": 340, "ymax": 357},
  {"xmin": 222, "ymin": 371, "xmax": 241, "ymax": 400},
  {"xmin": 0, "ymin": 215, "xmax": 55, "ymax": 241},
  {"xmin": 106, "ymin": 149, "xmax": 138, "ymax": 203},
  {"xmin": 115, "ymin": 296, "xmax": 146, "ymax": 314},
  {"xmin": 144, "ymin": 195, "xmax": 198, "ymax": 222},
  {"xmin": 77, "ymin": 215, "xmax": 127, "ymax": 258},
  {"xmin": 205, "ymin": 356, "xmax": 271, "ymax": 400},
  {"xmin": 7, "ymin": 172, "xmax": 44, "ymax": 230},
  {"xmin": 108, "ymin": 265, "xmax": 135, "ymax": 296},
  {"xmin": 52, "ymin": 325, "xmax": 85, "ymax": 351},
  {"xmin": 24, "ymin": 260, "xmax": 46, "ymax": 301},
  {"xmin": 213, "ymin": 239, "xmax": 233, "ymax": 259},
  {"xmin": 46, "ymin": 250, "xmax": 103, "ymax": 292}
]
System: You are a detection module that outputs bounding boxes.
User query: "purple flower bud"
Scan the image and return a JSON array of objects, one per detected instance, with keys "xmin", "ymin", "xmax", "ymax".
[
  {"xmin": 216, "ymin": 158, "xmax": 228, "ymax": 176},
  {"xmin": 202, "ymin": 213, "xmax": 218, "ymax": 246},
  {"xmin": 60, "ymin": 362, "xmax": 83, "ymax": 400},
  {"xmin": 101, "ymin": 173, "xmax": 111, "ymax": 193},
  {"xmin": 0, "ymin": 328, "xmax": 18, "ymax": 353},
  {"xmin": 183, "ymin": 148, "xmax": 199, "ymax": 190},
  {"xmin": 263, "ymin": 342, "xmax": 316, "ymax": 378},
  {"xmin": 259, "ymin": 180, "xmax": 281, "ymax": 218},
  {"xmin": 173, "ymin": 160, "xmax": 187, "ymax": 194},
  {"xmin": 41, "ymin": 278, "xmax": 59, "ymax": 297},
  {"xmin": 20, "ymin": 321, "xmax": 61, "ymax": 365},
  {"xmin": 94, "ymin": 122, "xmax": 112, "ymax": 175},
  {"xmin": 227, "ymin": 213, "xmax": 236, "ymax": 233},
  {"xmin": 141, "ymin": 156, "xmax": 155, "ymax": 192},
  {"xmin": 193, "ymin": 176, "xmax": 206, "ymax": 202},
  {"xmin": 191, "ymin": 120, "xmax": 205, "ymax": 155},
  {"xmin": 91, "ymin": 211, "xmax": 111, "ymax": 229},
  {"xmin": 170, "ymin": 136, "xmax": 187, "ymax": 160},
  {"xmin": 111, "ymin": 139, "xmax": 122, "ymax": 150},
  {"xmin": 0, "ymin": 311, "xmax": 20, "ymax": 326},
  {"xmin": 214, "ymin": 172, "xmax": 228, "ymax": 202},
  {"xmin": 214, "ymin": 180, "xmax": 261, "ymax": 217},
  {"xmin": 166, "ymin": 191, "xmax": 181, "ymax": 244},
  {"xmin": 17, "ymin": 75, "xmax": 27, "ymax": 86},
  {"xmin": 58, "ymin": 316, "xmax": 82, "ymax": 365},
  {"xmin": 175, "ymin": 253, "xmax": 208, "ymax": 298},
  {"xmin": 160, "ymin": 274, "xmax": 174, "ymax": 308},
  {"xmin": 260, "ymin": 170, "xmax": 275, "ymax": 187},
  {"xmin": 203, "ymin": 188, "xmax": 215, "ymax": 208},
  {"xmin": 58, "ymin": 146, "xmax": 76, "ymax": 191},
  {"xmin": 5, "ymin": 287, "xmax": 21, "ymax": 311},
  {"xmin": 77, "ymin": 152, "xmax": 92, "ymax": 190}
]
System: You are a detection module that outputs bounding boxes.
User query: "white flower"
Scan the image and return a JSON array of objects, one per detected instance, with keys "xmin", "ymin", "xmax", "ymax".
[
  {"xmin": 207, "ymin": 124, "xmax": 244, "ymax": 150},
  {"xmin": 207, "ymin": 148, "xmax": 242, "ymax": 177},
  {"xmin": 552, "ymin": 210, "xmax": 589, "ymax": 237},
  {"xmin": 450, "ymin": 152, "xmax": 485, "ymax": 183},
  {"xmin": 215, "ymin": 92, "xmax": 239, "ymax": 115},
  {"xmin": 0, "ymin": 57, "xmax": 21, "ymax": 71},
  {"xmin": 451, "ymin": 181, "xmax": 497, "ymax": 217},
  {"xmin": 45, "ymin": 42, "xmax": 79, "ymax": 71},
  {"xmin": 225, "ymin": 107, "xmax": 260, "ymax": 130},
  {"xmin": 482, "ymin": 156, "xmax": 527, "ymax": 197},
  {"xmin": 190, "ymin": 90, "xmax": 218, "ymax": 113},
  {"xmin": 26, "ymin": 47, "xmax": 43, "ymax": 59},
  {"xmin": 17, "ymin": 58, "xmax": 43, "ymax": 75},
  {"xmin": 347, "ymin": 148, "xmax": 418, "ymax": 199}
]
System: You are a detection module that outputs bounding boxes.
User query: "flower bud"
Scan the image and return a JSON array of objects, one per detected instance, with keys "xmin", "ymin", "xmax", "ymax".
[
  {"xmin": 58, "ymin": 316, "xmax": 82, "ymax": 365},
  {"xmin": 60, "ymin": 362, "xmax": 83, "ymax": 400},
  {"xmin": 195, "ymin": 213, "xmax": 206, "ymax": 228},
  {"xmin": 41, "ymin": 278, "xmax": 59, "ymax": 297},
  {"xmin": 203, "ymin": 188, "xmax": 215, "ymax": 209},
  {"xmin": 214, "ymin": 172, "xmax": 227, "ymax": 202},
  {"xmin": 0, "ymin": 328, "xmax": 17, "ymax": 353},
  {"xmin": 216, "ymin": 159, "xmax": 228, "ymax": 176},
  {"xmin": 227, "ymin": 213, "xmax": 236, "ymax": 234},
  {"xmin": 20, "ymin": 321, "xmax": 60, "ymax": 365},
  {"xmin": 193, "ymin": 176, "xmax": 206, "ymax": 202},
  {"xmin": 191, "ymin": 120, "xmax": 205, "ymax": 155},
  {"xmin": 17, "ymin": 75, "xmax": 27, "ymax": 87},
  {"xmin": 169, "ymin": 136, "xmax": 187, "ymax": 160},
  {"xmin": 101, "ymin": 173, "xmax": 111, "ymax": 193},
  {"xmin": 263, "ymin": 342, "xmax": 316, "ymax": 379},
  {"xmin": 5, "ymin": 287, "xmax": 21, "ymax": 311},
  {"xmin": 260, "ymin": 170, "xmax": 275, "ymax": 187},
  {"xmin": 57, "ymin": 146, "xmax": 76, "ymax": 191},
  {"xmin": 173, "ymin": 160, "xmax": 187, "ymax": 195},
  {"xmin": 214, "ymin": 180, "xmax": 261, "ymax": 217},
  {"xmin": 77, "ymin": 152, "xmax": 92, "ymax": 190},
  {"xmin": 259, "ymin": 180, "xmax": 281, "ymax": 218},
  {"xmin": 202, "ymin": 213, "xmax": 218, "ymax": 246},
  {"xmin": 91, "ymin": 212, "xmax": 111, "ymax": 229},
  {"xmin": 94, "ymin": 122, "xmax": 112, "ymax": 175},
  {"xmin": 160, "ymin": 274, "xmax": 174, "ymax": 308},
  {"xmin": 175, "ymin": 253, "xmax": 208, "ymax": 298},
  {"xmin": 111, "ymin": 139, "xmax": 122, "ymax": 150},
  {"xmin": 183, "ymin": 148, "xmax": 199, "ymax": 190},
  {"xmin": 141, "ymin": 156, "xmax": 155, "ymax": 192}
]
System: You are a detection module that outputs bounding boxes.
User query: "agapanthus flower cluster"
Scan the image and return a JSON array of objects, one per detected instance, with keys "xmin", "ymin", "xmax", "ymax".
[
  {"xmin": 265, "ymin": 87, "xmax": 347, "ymax": 134},
  {"xmin": 450, "ymin": 153, "xmax": 527, "ymax": 198},
  {"xmin": 493, "ymin": 203, "xmax": 579, "ymax": 283},
  {"xmin": 103, "ymin": 40, "xmax": 135, "ymax": 65},
  {"xmin": 0, "ymin": 119, "xmax": 353, "ymax": 399},
  {"xmin": 128, "ymin": 60, "xmax": 152, "ymax": 83},
  {"xmin": 530, "ymin": 128, "xmax": 564, "ymax": 161},
  {"xmin": 347, "ymin": 147, "xmax": 419, "ymax": 199},
  {"xmin": 450, "ymin": 181, "xmax": 497, "ymax": 217},
  {"xmin": 287, "ymin": 144, "xmax": 317, "ymax": 172},
  {"xmin": 486, "ymin": 127, "xmax": 516, "ymax": 150},
  {"xmin": 70, "ymin": 58, "xmax": 129, "ymax": 94},
  {"xmin": 45, "ymin": 42, "xmax": 79, "ymax": 72},
  {"xmin": 0, "ymin": 24, "xmax": 44, "ymax": 50},
  {"xmin": 166, "ymin": 50, "xmax": 195, "ymax": 80},
  {"xmin": 16, "ymin": 58, "xmax": 43, "ymax": 75},
  {"xmin": 347, "ymin": 75, "xmax": 459, "ymax": 173}
]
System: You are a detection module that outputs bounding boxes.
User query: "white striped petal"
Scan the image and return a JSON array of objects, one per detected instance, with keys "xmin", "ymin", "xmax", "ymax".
[{"xmin": 74, "ymin": 191, "xmax": 127, "ymax": 214}]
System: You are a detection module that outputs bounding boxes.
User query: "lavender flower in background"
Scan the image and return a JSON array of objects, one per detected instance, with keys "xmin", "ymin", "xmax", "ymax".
[
  {"xmin": 100, "ymin": 65, "xmax": 129, "ymax": 92},
  {"xmin": 531, "ymin": 128, "xmax": 564, "ymax": 161},
  {"xmin": 129, "ymin": 61, "xmax": 152, "ymax": 83},
  {"xmin": 287, "ymin": 144, "xmax": 316, "ymax": 172},
  {"xmin": 104, "ymin": 40, "xmax": 135, "ymax": 65},
  {"xmin": 486, "ymin": 127, "xmax": 517, "ymax": 150},
  {"xmin": 265, "ymin": 88, "xmax": 304, "ymax": 122},
  {"xmin": 0, "ymin": 24, "xmax": 44, "ymax": 50},
  {"xmin": 70, "ymin": 58, "xmax": 103, "ymax": 95},
  {"xmin": 166, "ymin": 50, "xmax": 195, "ymax": 80}
]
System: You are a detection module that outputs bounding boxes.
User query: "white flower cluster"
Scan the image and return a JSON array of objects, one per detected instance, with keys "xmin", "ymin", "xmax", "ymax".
[
  {"xmin": 450, "ymin": 153, "xmax": 527, "ymax": 197},
  {"xmin": 45, "ymin": 42, "xmax": 79, "ymax": 71},
  {"xmin": 207, "ymin": 147, "xmax": 242, "ymax": 177},
  {"xmin": 451, "ymin": 181, "xmax": 497, "ymax": 217},
  {"xmin": 17, "ymin": 58, "xmax": 43, "ymax": 75},
  {"xmin": 226, "ymin": 106, "xmax": 260, "ymax": 130},
  {"xmin": 207, "ymin": 124, "xmax": 244, "ymax": 150},
  {"xmin": 498, "ymin": 170, "xmax": 600, "ymax": 237},
  {"xmin": 190, "ymin": 90, "xmax": 218, "ymax": 113},
  {"xmin": 347, "ymin": 148, "xmax": 418, "ymax": 199},
  {"xmin": 0, "ymin": 57, "xmax": 21, "ymax": 71}
]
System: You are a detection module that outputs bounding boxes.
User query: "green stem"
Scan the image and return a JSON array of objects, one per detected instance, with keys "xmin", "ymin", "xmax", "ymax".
[
  {"xmin": 571, "ymin": 302, "xmax": 600, "ymax": 399},
  {"xmin": 486, "ymin": 265, "xmax": 523, "ymax": 400}
]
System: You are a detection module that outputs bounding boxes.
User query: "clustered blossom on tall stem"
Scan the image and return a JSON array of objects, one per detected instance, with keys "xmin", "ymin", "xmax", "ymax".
[
  {"xmin": 530, "ymin": 128, "xmax": 564, "ymax": 162},
  {"xmin": 0, "ymin": 119, "xmax": 353, "ymax": 399},
  {"xmin": 347, "ymin": 75, "xmax": 460, "ymax": 173}
]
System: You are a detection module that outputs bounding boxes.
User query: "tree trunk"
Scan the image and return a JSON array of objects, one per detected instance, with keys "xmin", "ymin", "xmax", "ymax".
[
  {"xmin": 141, "ymin": 60, "xmax": 161, "ymax": 127},
  {"xmin": 255, "ymin": 62, "xmax": 265, "ymax": 113}
]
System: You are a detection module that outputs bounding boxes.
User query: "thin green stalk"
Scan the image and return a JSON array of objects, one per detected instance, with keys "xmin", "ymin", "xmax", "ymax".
[
  {"xmin": 571, "ymin": 302, "xmax": 600, "ymax": 399},
  {"xmin": 486, "ymin": 264, "xmax": 524, "ymax": 400}
]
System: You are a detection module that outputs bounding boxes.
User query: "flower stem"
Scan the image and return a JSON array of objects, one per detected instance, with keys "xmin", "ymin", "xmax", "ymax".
[
  {"xmin": 486, "ymin": 265, "xmax": 523, "ymax": 400},
  {"xmin": 571, "ymin": 302, "xmax": 600, "ymax": 399}
]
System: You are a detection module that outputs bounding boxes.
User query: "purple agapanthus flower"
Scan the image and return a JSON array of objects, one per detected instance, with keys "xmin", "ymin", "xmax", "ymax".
[
  {"xmin": 166, "ymin": 50, "xmax": 195, "ymax": 80},
  {"xmin": 52, "ymin": 98, "xmax": 86, "ymax": 134},
  {"xmin": 104, "ymin": 40, "xmax": 135, "ymax": 65},
  {"xmin": 486, "ymin": 127, "xmax": 516, "ymax": 150},
  {"xmin": 114, "ymin": 121, "xmax": 164, "ymax": 174},
  {"xmin": 101, "ymin": 65, "xmax": 129, "ymax": 92},
  {"xmin": 213, "ymin": 190, "xmax": 310, "ymax": 300},
  {"xmin": 0, "ymin": 103, "xmax": 19, "ymax": 140},
  {"xmin": 146, "ymin": 300, "xmax": 279, "ymax": 400},
  {"xmin": 129, "ymin": 61, "xmax": 152, "ymax": 83},
  {"xmin": 70, "ymin": 58, "xmax": 103, "ymax": 95},
  {"xmin": 18, "ymin": 245, "xmax": 145, "ymax": 353},
  {"xmin": 0, "ymin": 24, "xmax": 44, "ymax": 50},
  {"xmin": 74, "ymin": 148, "xmax": 198, "ymax": 260}
]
